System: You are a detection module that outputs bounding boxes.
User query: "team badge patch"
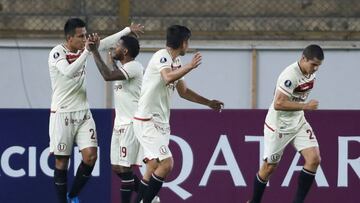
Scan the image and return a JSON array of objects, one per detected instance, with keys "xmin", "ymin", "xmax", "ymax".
[
  {"xmin": 284, "ymin": 80, "xmax": 292, "ymax": 87},
  {"xmin": 160, "ymin": 57, "xmax": 167, "ymax": 63},
  {"xmin": 53, "ymin": 52, "xmax": 60, "ymax": 59},
  {"xmin": 57, "ymin": 143, "xmax": 67, "ymax": 152},
  {"xmin": 159, "ymin": 145, "xmax": 168, "ymax": 155},
  {"xmin": 270, "ymin": 153, "xmax": 280, "ymax": 162}
]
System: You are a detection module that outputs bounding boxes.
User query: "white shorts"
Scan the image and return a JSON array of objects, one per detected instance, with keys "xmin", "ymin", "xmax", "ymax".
[
  {"xmin": 110, "ymin": 123, "xmax": 143, "ymax": 167},
  {"xmin": 133, "ymin": 118, "xmax": 172, "ymax": 162},
  {"xmin": 263, "ymin": 122, "xmax": 319, "ymax": 164},
  {"xmin": 49, "ymin": 109, "xmax": 98, "ymax": 156}
]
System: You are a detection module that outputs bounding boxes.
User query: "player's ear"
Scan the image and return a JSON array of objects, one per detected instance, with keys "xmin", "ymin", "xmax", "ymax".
[
  {"xmin": 123, "ymin": 48, "xmax": 129, "ymax": 55},
  {"xmin": 179, "ymin": 41, "xmax": 185, "ymax": 50},
  {"xmin": 301, "ymin": 55, "xmax": 307, "ymax": 61},
  {"xmin": 66, "ymin": 34, "xmax": 72, "ymax": 42}
]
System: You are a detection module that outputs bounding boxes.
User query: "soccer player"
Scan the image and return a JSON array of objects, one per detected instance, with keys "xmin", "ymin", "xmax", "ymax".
[
  {"xmin": 247, "ymin": 45, "xmax": 324, "ymax": 203},
  {"xmin": 133, "ymin": 25, "xmax": 224, "ymax": 203},
  {"xmin": 48, "ymin": 18, "xmax": 143, "ymax": 203},
  {"xmin": 88, "ymin": 34, "xmax": 146, "ymax": 203}
]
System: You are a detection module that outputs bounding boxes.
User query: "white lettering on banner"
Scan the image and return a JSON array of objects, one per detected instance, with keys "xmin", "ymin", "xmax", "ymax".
[
  {"xmin": 139, "ymin": 135, "xmax": 194, "ymax": 200},
  {"xmin": 199, "ymin": 135, "xmax": 246, "ymax": 186},
  {"xmin": 29, "ymin": 147, "xmax": 36, "ymax": 177},
  {"xmin": 244, "ymin": 136, "xmax": 264, "ymax": 170},
  {"xmin": 0, "ymin": 146, "xmax": 100, "ymax": 177},
  {"xmin": 40, "ymin": 147, "xmax": 53, "ymax": 176},
  {"xmin": 282, "ymin": 153, "xmax": 329, "ymax": 187},
  {"xmin": 244, "ymin": 135, "xmax": 271, "ymax": 186},
  {"xmin": 1, "ymin": 146, "xmax": 26, "ymax": 177},
  {"xmin": 338, "ymin": 136, "xmax": 360, "ymax": 187}
]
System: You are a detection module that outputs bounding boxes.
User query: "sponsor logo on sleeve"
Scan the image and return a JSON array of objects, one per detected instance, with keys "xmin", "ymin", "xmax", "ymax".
[
  {"xmin": 53, "ymin": 52, "xmax": 60, "ymax": 59},
  {"xmin": 160, "ymin": 57, "xmax": 167, "ymax": 63},
  {"xmin": 284, "ymin": 80, "xmax": 292, "ymax": 87}
]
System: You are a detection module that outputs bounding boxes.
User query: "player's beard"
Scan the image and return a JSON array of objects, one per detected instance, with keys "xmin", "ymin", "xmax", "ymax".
[
  {"xmin": 113, "ymin": 53, "xmax": 123, "ymax": 61},
  {"xmin": 179, "ymin": 50, "xmax": 186, "ymax": 56}
]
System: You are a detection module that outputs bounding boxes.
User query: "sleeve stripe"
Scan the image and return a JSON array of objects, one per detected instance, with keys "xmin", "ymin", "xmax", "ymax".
[
  {"xmin": 278, "ymin": 86, "xmax": 292, "ymax": 96},
  {"xmin": 120, "ymin": 67, "xmax": 130, "ymax": 79},
  {"xmin": 159, "ymin": 66, "xmax": 171, "ymax": 72}
]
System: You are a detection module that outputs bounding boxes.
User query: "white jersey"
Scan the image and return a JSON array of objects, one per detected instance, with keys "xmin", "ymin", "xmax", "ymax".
[
  {"xmin": 113, "ymin": 61, "xmax": 144, "ymax": 125},
  {"xmin": 48, "ymin": 27, "xmax": 131, "ymax": 112},
  {"xmin": 265, "ymin": 62, "xmax": 316, "ymax": 133},
  {"xmin": 135, "ymin": 49, "xmax": 182, "ymax": 123}
]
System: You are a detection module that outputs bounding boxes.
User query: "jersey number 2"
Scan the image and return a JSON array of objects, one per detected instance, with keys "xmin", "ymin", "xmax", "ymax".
[
  {"xmin": 90, "ymin": 129, "xmax": 96, "ymax": 139},
  {"xmin": 306, "ymin": 129, "xmax": 314, "ymax": 140}
]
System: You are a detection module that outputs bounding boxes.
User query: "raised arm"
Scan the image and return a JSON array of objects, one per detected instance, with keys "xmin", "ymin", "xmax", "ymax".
[
  {"xmin": 176, "ymin": 80, "xmax": 224, "ymax": 112},
  {"xmin": 55, "ymin": 50, "xmax": 90, "ymax": 77},
  {"xmin": 92, "ymin": 50, "xmax": 126, "ymax": 81},
  {"xmin": 98, "ymin": 23, "xmax": 144, "ymax": 51},
  {"xmin": 89, "ymin": 34, "xmax": 126, "ymax": 81},
  {"xmin": 274, "ymin": 90, "xmax": 318, "ymax": 111},
  {"xmin": 160, "ymin": 52, "xmax": 202, "ymax": 85},
  {"xmin": 54, "ymin": 38, "xmax": 96, "ymax": 77}
]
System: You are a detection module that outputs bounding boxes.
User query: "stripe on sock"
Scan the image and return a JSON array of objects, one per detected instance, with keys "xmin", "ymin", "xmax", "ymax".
[
  {"xmin": 141, "ymin": 180, "xmax": 149, "ymax": 186},
  {"xmin": 302, "ymin": 168, "xmax": 316, "ymax": 176},
  {"xmin": 256, "ymin": 174, "xmax": 268, "ymax": 184},
  {"xmin": 152, "ymin": 174, "xmax": 164, "ymax": 182}
]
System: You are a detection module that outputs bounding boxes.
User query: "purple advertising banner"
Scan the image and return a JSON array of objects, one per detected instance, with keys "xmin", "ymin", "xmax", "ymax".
[
  {"xmin": 0, "ymin": 109, "xmax": 113, "ymax": 203},
  {"xmin": 112, "ymin": 110, "xmax": 360, "ymax": 203}
]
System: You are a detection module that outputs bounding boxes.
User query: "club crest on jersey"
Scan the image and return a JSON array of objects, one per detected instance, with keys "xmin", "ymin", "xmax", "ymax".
[
  {"xmin": 160, "ymin": 57, "xmax": 167, "ymax": 63},
  {"xmin": 284, "ymin": 80, "xmax": 292, "ymax": 87},
  {"xmin": 53, "ymin": 52, "xmax": 60, "ymax": 59}
]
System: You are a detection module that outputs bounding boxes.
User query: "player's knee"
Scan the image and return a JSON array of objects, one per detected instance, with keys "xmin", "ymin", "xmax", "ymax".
[
  {"xmin": 262, "ymin": 162, "xmax": 278, "ymax": 176},
  {"xmin": 307, "ymin": 154, "xmax": 321, "ymax": 167},
  {"xmin": 160, "ymin": 157, "xmax": 174, "ymax": 174},
  {"xmin": 83, "ymin": 153, "xmax": 97, "ymax": 166},
  {"xmin": 112, "ymin": 165, "xmax": 130, "ymax": 174},
  {"xmin": 55, "ymin": 156, "xmax": 70, "ymax": 170}
]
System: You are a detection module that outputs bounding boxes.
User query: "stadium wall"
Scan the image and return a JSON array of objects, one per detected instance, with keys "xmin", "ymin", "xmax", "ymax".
[{"xmin": 0, "ymin": 39, "xmax": 360, "ymax": 109}]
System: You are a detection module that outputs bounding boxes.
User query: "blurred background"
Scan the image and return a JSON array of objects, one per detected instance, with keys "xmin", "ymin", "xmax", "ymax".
[{"xmin": 1, "ymin": 0, "xmax": 360, "ymax": 109}]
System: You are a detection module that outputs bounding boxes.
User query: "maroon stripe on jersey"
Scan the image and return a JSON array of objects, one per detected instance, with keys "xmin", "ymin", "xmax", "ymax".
[
  {"xmin": 50, "ymin": 110, "xmax": 56, "ymax": 113},
  {"xmin": 294, "ymin": 80, "xmax": 314, "ymax": 93},
  {"xmin": 66, "ymin": 53, "xmax": 81, "ymax": 64},
  {"xmin": 120, "ymin": 67, "xmax": 130, "ymax": 79},
  {"xmin": 134, "ymin": 117, "xmax": 151, "ymax": 121},
  {"xmin": 265, "ymin": 122, "xmax": 275, "ymax": 132}
]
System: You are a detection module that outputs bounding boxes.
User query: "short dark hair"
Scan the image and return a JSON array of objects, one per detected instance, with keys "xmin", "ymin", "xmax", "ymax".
[
  {"xmin": 303, "ymin": 44, "xmax": 324, "ymax": 60},
  {"xmin": 166, "ymin": 25, "xmax": 191, "ymax": 49},
  {"xmin": 64, "ymin": 18, "xmax": 86, "ymax": 37},
  {"xmin": 120, "ymin": 35, "xmax": 140, "ymax": 58}
]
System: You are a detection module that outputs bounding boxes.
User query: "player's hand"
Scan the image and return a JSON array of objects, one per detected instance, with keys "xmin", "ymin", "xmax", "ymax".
[
  {"xmin": 303, "ymin": 99, "xmax": 319, "ymax": 110},
  {"xmin": 189, "ymin": 52, "xmax": 202, "ymax": 70},
  {"xmin": 86, "ymin": 33, "xmax": 100, "ymax": 51},
  {"xmin": 207, "ymin": 100, "xmax": 224, "ymax": 112},
  {"xmin": 129, "ymin": 23, "xmax": 145, "ymax": 38}
]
